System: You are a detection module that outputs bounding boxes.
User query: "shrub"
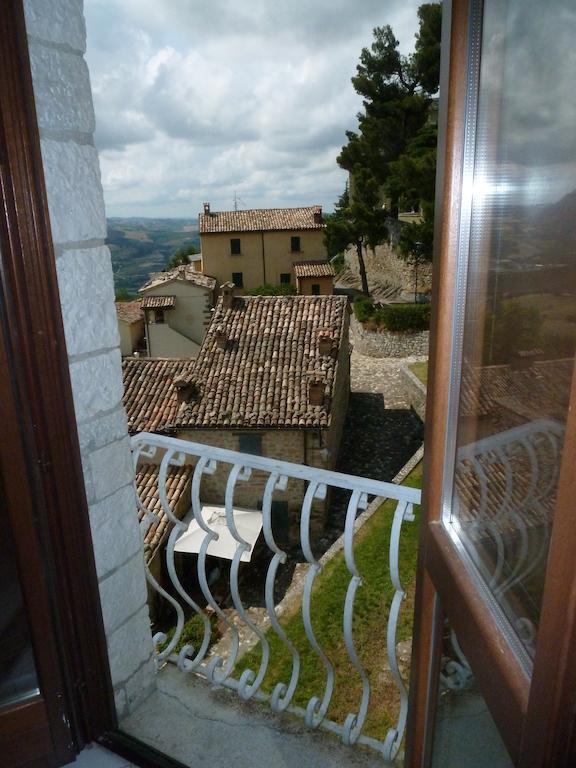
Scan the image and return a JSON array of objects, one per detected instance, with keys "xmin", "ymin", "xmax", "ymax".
[
  {"xmin": 250, "ymin": 283, "xmax": 297, "ymax": 296},
  {"xmin": 378, "ymin": 303, "xmax": 431, "ymax": 332},
  {"xmin": 354, "ymin": 295, "xmax": 375, "ymax": 322}
]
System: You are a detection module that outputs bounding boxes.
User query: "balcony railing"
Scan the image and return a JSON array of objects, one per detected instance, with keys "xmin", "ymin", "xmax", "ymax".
[{"xmin": 131, "ymin": 432, "xmax": 421, "ymax": 763}]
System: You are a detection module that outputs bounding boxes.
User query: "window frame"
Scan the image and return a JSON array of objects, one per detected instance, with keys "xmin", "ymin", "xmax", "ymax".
[
  {"xmin": 311, "ymin": 283, "xmax": 321, "ymax": 295},
  {"xmin": 230, "ymin": 237, "xmax": 241, "ymax": 255},
  {"xmin": 406, "ymin": 1, "xmax": 576, "ymax": 765},
  {"xmin": 290, "ymin": 235, "xmax": 301, "ymax": 253},
  {"xmin": 238, "ymin": 433, "xmax": 262, "ymax": 456},
  {"xmin": 231, "ymin": 272, "xmax": 244, "ymax": 288},
  {"xmin": 280, "ymin": 273, "xmax": 291, "ymax": 285}
]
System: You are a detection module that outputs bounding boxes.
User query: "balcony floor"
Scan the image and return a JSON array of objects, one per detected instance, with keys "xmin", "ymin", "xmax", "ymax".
[{"xmin": 121, "ymin": 665, "xmax": 387, "ymax": 768}]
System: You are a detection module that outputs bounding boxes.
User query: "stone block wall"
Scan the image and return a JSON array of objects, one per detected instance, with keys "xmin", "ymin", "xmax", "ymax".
[
  {"xmin": 400, "ymin": 366, "xmax": 427, "ymax": 421},
  {"xmin": 350, "ymin": 315, "xmax": 429, "ymax": 358},
  {"xmin": 24, "ymin": 0, "xmax": 155, "ymax": 719}
]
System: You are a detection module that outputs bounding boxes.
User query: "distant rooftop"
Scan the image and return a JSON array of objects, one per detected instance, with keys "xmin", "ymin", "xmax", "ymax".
[
  {"xmin": 199, "ymin": 205, "xmax": 324, "ymax": 234},
  {"xmin": 122, "ymin": 294, "xmax": 348, "ymax": 432},
  {"xmin": 115, "ymin": 300, "xmax": 143, "ymax": 325},
  {"xmin": 136, "ymin": 463, "xmax": 193, "ymax": 564},
  {"xmin": 293, "ymin": 260, "xmax": 335, "ymax": 278},
  {"xmin": 140, "ymin": 264, "xmax": 216, "ymax": 293}
]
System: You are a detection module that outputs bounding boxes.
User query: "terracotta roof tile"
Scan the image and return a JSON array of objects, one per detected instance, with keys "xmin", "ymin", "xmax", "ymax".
[
  {"xmin": 123, "ymin": 357, "xmax": 194, "ymax": 433},
  {"xmin": 199, "ymin": 206, "xmax": 324, "ymax": 234},
  {"xmin": 140, "ymin": 265, "xmax": 216, "ymax": 293},
  {"xmin": 115, "ymin": 300, "xmax": 143, "ymax": 325},
  {"xmin": 136, "ymin": 463, "xmax": 193, "ymax": 563},
  {"xmin": 122, "ymin": 295, "xmax": 349, "ymax": 432},
  {"xmin": 141, "ymin": 295, "xmax": 176, "ymax": 310},
  {"xmin": 293, "ymin": 260, "xmax": 335, "ymax": 278}
]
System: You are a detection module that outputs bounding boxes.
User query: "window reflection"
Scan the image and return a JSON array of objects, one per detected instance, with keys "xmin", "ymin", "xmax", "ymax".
[{"xmin": 447, "ymin": 0, "xmax": 576, "ymax": 657}]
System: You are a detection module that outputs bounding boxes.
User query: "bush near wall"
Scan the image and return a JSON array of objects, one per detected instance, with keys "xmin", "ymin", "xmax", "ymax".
[
  {"xmin": 250, "ymin": 283, "xmax": 297, "ymax": 296},
  {"xmin": 354, "ymin": 298, "xmax": 431, "ymax": 332}
]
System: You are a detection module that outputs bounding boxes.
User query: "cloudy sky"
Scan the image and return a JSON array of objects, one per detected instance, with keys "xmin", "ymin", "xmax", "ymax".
[{"xmin": 85, "ymin": 0, "xmax": 421, "ymax": 219}]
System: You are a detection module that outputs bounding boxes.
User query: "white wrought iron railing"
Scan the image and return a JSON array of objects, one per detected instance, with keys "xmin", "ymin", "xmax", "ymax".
[{"xmin": 131, "ymin": 432, "xmax": 421, "ymax": 763}]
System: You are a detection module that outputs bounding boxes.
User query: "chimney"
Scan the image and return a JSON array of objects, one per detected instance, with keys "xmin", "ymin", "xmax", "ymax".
[
  {"xmin": 313, "ymin": 205, "xmax": 323, "ymax": 224},
  {"xmin": 318, "ymin": 330, "xmax": 334, "ymax": 357},
  {"xmin": 220, "ymin": 281, "xmax": 236, "ymax": 309},
  {"xmin": 203, "ymin": 202, "xmax": 211, "ymax": 215},
  {"xmin": 214, "ymin": 326, "xmax": 228, "ymax": 350},
  {"xmin": 174, "ymin": 377, "xmax": 200, "ymax": 405},
  {"xmin": 308, "ymin": 375, "xmax": 325, "ymax": 407}
]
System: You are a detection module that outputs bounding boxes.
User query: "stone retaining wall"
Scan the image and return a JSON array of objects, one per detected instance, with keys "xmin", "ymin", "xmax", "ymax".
[
  {"xmin": 350, "ymin": 315, "xmax": 429, "ymax": 358},
  {"xmin": 400, "ymin": 366, "xmax": 427, "ymax": 421}
]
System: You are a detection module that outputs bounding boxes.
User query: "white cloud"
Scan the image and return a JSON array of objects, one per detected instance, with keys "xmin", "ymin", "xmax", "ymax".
[{"xmin": 85, "ymin": 0, "xmax": 422, "ymax": 217}]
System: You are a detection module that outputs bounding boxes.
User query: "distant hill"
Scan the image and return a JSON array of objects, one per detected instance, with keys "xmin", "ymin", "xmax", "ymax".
[{"xmin": 107, "ymin": 217, "xmax": 200, "ymax": 296}]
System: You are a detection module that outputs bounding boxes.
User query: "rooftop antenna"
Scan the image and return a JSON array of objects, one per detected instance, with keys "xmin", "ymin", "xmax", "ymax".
[{"xmin": 233, "ymin": 192, "xmax": 247, "ymax": 211}]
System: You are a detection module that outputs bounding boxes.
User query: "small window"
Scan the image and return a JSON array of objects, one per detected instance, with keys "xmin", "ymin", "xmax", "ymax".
[
  {"xmin": 290, "ymin": 236, "xmax": 301, "ymax": 252},
  {"xmin": 311, "ymin": 283, "xmax": 321, "ymax": 295},
  {"xmin": 239, "ymin": 433, "xmax": 262, "ymax": 455},
  {"xmin": 230, "ymin": 238, "xmax": 241, "ymax": 254},
  {"xmin": 232, "ymin": 272, "xmax": 244, "ymax": 288},
  {"xmin": 280, "ymin": 273, "xmax": 291, "ymax": 284},
  {"xmin": 154, "ymin": 309, "xmax": 165, "ymax": 324}
]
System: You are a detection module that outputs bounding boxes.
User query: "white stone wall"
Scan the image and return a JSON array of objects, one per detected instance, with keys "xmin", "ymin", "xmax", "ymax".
[{"xmin": 24, "ymin": 0, "xmax": 155, "ymax": 718}]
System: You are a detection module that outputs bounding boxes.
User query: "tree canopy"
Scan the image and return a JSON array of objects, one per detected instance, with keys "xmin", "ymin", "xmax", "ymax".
[
  {"xmin": 328, "ymin": 2, "xmax": 442, "ymax": 272},
  {"xmin": 164, "ymin": 243, "xmax": 198, "ymax": 271}
]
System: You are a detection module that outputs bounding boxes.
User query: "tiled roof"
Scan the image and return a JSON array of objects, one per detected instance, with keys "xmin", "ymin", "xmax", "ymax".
[
  {"xmin": 177, "ymin": 295, "xmax": 348, "ymax": 429},
  {"xmin": 123, "ymin": 357, "xmax": 194, "ymax": 433},
  {"xmin": 140, "ymin": 265, "xmax": 216, "ymax": 293},
  {"xmin": 460, "ymin": 358, "xmax": 572, "ymax": 427},
  {"xmin": 141, "ymin": 295, "xmax": 176, "ymax": 310},
  {"xmin": 115, "ymin": 300, "xmax": 143, "ymax": 325},
  {"xmin": 122, "ymin": 295, "xmax": 348, "ymax": 432},
  {"xmin": 136, "ymin": 463, "xmax": 193, "ymax": 564},
  {"xmin": 199, "ymin": 206, "xmax": 324, "ymax": 234},
  {"xmin": 293, "ymin": 260, "xmax": 335, "ymax": 278}
]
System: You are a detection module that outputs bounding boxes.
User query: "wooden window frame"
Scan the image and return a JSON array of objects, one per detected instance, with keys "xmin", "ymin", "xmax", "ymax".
[
  {"xmin": 280, "ymin": 272, "xmax": 291, "ymax": 284},
  {"xmin": 290, "ymin": 236, "xmax": 301, "ymax": 253},
  {"xmin": 406, "ymin": 1, "xmax": 576, "ymax": 766},
  {"xmin": 232, "ymin": 271, "xmax": 244, "ymax": 288},
  {"xmin": 0, "ymin": 0, "xmax": 116, "ymax": 760},
  {"xmin": 230, "ymin": 237, "xmax": 241, "ymax": 255}
]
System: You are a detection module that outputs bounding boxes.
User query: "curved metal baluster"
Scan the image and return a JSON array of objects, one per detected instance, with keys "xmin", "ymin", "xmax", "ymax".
[
  {"xmin": 300, "ymin": 481, "xmax": 334, "ymax": 728},
  {"xmin": 163, "ymin": 456, "xmax": 216, "ymax": 671},
  {"xmin": 493, "ymin": 445, "xmax": 529, "ymax": 600},
  {"xmin": 383, "ymin": 499, "xmax": 416, "ymax": 764},
  {"xmin": 142, "ymin": 450, "xmax": 189, "ymax": 663},
  {"xmin": 469, "ymin": 456, "xmax": 506, "ymax": 591},
  {"xmin": 224, "ymin": 464, "xmax": 272, "ymax": 700},
  {"xmin": 341, "ymin": 490, "xmax": 370, "ymax": 746},
  {"xmin": 260, "ymin": 472, "xmax": 302, "ymax": 711},
  {"xmin": 189, "ymin": 460, "xmax": 242, "ymax": 685}
]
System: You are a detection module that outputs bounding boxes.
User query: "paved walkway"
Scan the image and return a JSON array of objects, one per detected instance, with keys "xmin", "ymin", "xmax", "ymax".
[{"xmin": 335, "ymin": 350, "xmax": 426, "ymax": 485}]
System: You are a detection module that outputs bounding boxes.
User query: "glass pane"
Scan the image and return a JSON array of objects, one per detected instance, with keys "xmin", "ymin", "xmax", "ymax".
[
  {"xmin": 431, "ymin": 626, "xmax": 513, "ymax": 767},
  {"xmin": 445, "ymin": 0, "xmax": 576, "ymax": 659},
  {"xmin": 0, "ymin": 499, "xmax": 40, "ymax": 708}
]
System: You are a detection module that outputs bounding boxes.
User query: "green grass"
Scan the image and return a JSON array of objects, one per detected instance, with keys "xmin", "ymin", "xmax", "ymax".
[
  {"xmin": 409, "ymin": 362, "xmax": 428, "ymax": 385},
  {"xmin": 235, "ymin": 462, "xmax": 423, "ymax": 740}
]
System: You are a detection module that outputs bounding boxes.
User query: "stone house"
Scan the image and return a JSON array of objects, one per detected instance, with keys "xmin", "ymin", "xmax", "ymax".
[
  {"xmin": 122, "ymin": 292, "xmax": 350, "ymax": 540},
  {"xmin": 293, "ymin": 260, "xmax": 335, "ymax": 295},
  {"xmin": 199, "ymin": 204, "xmax": 327, "ymax": 292},
  {"xmin": 115, "ymin": 300, "xmax": 145, "ymax": 357},
  {"xmin": 139, "ymin": 265, "xmax": 216, "ymax": 357}
]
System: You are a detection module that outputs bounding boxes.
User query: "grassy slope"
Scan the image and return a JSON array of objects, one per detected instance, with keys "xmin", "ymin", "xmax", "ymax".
[
  {"xmin": 235, "ymin": 462, "xmax": 423, "ymax": 740},
  {"xmin": 408, "ymin": 362, "xmax": 428, "ymax": 385}
]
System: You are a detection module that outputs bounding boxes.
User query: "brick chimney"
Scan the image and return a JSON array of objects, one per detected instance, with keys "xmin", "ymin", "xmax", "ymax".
[
  {"xmin": 203, "ymin": 202, "xmax": 211, "ymax": 215},
  {"xmin": 308, "ymin": 375, "xmax": 325, "ymax": 406},
  {"xmin": 214, "ymin": 326, "xmax": 228, "ymax": 350},
  {"xmin": 220, "ymin": 281, "xmax": 236, "ymax": 309},
  {"xmin": 313, "ymin": 205, "xmax": 323, "ymax": 224},
  {"xmin": 318, "ymin": 330, "xmax": 334, "ymax": 357},
  {"xmin": 174, "ymin": 377, "xmax": 200, "ymax": 405}
]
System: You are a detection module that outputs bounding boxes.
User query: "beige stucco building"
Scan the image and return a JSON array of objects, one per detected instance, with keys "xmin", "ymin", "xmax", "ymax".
[
  {"xmin": 123, "ymin": 292, "xmax": 350, "ymax": 540},
  {"xmin": 139, "ymin": 265, "xmax": 216, "ymax": 358},
  {"xmin": 199, "ymin": 204, "xmax": 328, "ymax": 292},
  {"xmin": 115, "ymin": 301, "xmax": 145, "ymax": 357},
  {"xmin": 293, "ymin": 260, "xmax": 335, "ymax": 295}
]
